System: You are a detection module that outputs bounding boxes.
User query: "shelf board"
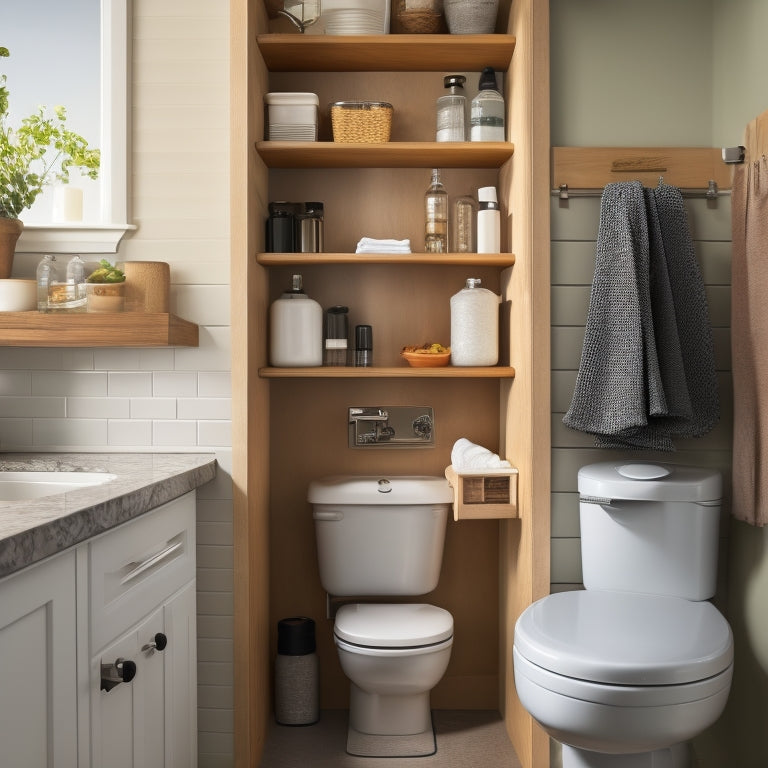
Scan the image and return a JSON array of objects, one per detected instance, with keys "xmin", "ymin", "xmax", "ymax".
[
  {"xmin": 0, "ymin": 312, "xmax": 199, "ymax": 347},
  {"xmin": 257, "ymin": 34, "xmax": 515, "ymax": 72},
  {"xmin": 256, "ymin": 141, "xmax": 514, "ymax": 169},
  {"xmin": 257, "ymin": 252, "xmax": 516, "ymax": 266},
  {"xmin": 260, "ymin": 366, "xmax": 515, "ymax": 378}
]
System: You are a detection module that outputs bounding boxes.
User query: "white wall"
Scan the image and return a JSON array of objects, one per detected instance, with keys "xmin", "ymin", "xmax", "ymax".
[{"xmin": 0, "ymin": 1, "xmax": 234, "ymax": 765}]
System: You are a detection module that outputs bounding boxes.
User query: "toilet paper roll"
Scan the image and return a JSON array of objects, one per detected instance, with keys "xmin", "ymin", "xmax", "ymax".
[{"xmin": 118, "ymin": 261, "xmax": 170, "ymax": 313}]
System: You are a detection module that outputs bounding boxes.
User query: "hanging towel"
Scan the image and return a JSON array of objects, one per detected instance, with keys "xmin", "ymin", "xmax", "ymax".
[
  {"xmin": 563, "ymin": 180, "xmax": 718, "ymax": 450},
  {"xmin": 732, "ymin": 109, "xmax": 768, "ymax": 526}
]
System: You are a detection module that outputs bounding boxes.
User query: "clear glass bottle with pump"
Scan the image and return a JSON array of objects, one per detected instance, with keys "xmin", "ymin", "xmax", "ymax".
[
  {"xmin": 470, "ymin": 67, "xmax": 505, "ymax": 142},
  {"xmin": 424, "ymin": 168, "xmax": 448, "ymax": 253},
  {"xmin": 436, "ymin": 74, "xmax": 466, "ymax": 142}
]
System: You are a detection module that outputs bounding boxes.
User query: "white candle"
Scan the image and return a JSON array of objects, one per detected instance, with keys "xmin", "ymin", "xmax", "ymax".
[{"xmin": 52, "ymin": 186, "xmax": 84, "ymax": 222}]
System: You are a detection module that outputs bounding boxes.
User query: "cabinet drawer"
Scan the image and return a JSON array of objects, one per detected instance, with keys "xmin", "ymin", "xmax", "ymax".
[{"xmin": 89, "ymin": 493, "xmax": 196, "ymax": 652}]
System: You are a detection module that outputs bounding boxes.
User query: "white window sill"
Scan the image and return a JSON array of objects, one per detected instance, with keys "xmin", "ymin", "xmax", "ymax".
[{"xmin": 16, "ymin": 223, "xmax": 136, "ymax": 254}]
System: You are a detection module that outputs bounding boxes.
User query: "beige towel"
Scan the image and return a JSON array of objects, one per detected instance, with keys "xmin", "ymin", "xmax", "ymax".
[{"xmin": 732, "ymin": 109, "xmax": 768, "ymax": 526}]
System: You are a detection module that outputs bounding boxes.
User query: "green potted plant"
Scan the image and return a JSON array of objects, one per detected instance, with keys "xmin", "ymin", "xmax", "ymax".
[
  {"xmin": 0, "ymin": 46, "xmax": 100, "ymax": 277},
  {"xmin": 85, "ymin": 259, "xmax": 126, "ymax": 313}
]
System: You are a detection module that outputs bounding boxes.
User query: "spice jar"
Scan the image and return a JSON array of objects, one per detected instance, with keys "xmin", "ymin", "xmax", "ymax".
[{"xmin": 392, "ymin": 0, "xmax": 445, "ymax": 34}]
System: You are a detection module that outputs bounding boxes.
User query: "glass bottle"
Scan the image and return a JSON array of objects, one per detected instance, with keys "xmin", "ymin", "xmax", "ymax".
[
  {"xmin": 436, "ymin": 74, "xmax": 466, "ymax": 142},
  {"xmin": 65, "ymin": 254, "xmax": 88, "ymax": 311},
  {"xmin": 424, "ymin": 168, "xmax": 448, "ymax": 253},
  {"xmin": 36, "ymin": 254, "xmax": 58, "ymax": 312},
  {"xmin": 452, "ymin": 194, "xmax": 477, "ymax": 253},
  {"xmin": 470, "ymin": 67, "xmax": 505, "ymax": 142}
]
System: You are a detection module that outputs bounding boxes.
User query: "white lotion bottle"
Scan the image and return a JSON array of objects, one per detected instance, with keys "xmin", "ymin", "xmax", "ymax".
[
  {"xmin": 269, "ymin": 274, "xmax": 322, "ymax": 366},
  {"xmin": 477, "ymin": 186, "xmax": 500, "ymax": 253},
  {"xmin": 450, "ymin": 278, "xmax": 500, "ymax": 366}
]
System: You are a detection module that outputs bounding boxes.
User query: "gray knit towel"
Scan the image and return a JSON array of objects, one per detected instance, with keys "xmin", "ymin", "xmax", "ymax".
[{"xmin": 563, "ymin": 181, "xmax": 719, "ymax": 450}]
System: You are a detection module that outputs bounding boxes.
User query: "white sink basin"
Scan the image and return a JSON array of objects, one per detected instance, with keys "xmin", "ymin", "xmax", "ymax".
[{"xmin": 0, "ymin": 471, "xmax": 117, "ymax": 501}]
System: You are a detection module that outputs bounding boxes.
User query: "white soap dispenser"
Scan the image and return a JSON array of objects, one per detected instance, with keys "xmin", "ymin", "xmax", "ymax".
[
  {"xmin": 269, "ymin": 274, "xmax": 323, "ymax": 367},
  {"xmin": 477, "ymin": 186, "xmax": 501, "ymax": 254}
]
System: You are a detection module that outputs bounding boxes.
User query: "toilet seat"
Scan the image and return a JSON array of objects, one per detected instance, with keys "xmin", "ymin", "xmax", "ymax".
[
  {"xmin": 514, "ymin": 590, "xmax": 733, "ymax": 687},
  {"xmin": 335, "ymin": 603, "xmax": 453, "ymax": 649}
]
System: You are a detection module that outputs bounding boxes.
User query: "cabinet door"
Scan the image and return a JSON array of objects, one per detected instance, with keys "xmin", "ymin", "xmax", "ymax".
[
  {"xmin": 0, "ymin": 550, "xmax": 78, "ymax": 768},
  {"xmin": 91, "ymin": 581, "xmax": 197, "ymax": 768}
]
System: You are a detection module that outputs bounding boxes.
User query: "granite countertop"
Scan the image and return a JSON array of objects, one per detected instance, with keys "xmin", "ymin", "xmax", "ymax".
[{"xmin": 0, "ymin": 452, "xmax": 217, "ymax": 579}]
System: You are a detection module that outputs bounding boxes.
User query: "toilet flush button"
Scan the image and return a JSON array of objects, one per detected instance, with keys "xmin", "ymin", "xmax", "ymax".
[
  {"xmin": 617, "ymin": 464, "xmax": 671, "ymax": 481},
  {"xmin": 377, "ymin": 478, "xmax": 392, "ymax": 493}
]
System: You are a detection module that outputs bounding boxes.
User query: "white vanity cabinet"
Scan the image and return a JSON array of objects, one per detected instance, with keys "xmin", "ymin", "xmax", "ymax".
[
  {"xmin": 89, "ymin": 493, "xmax": 197, "ymax": 768},
  {"xmin": 0, "ymin": 491, "xmax": 197, "ymax": 768},
  {"xmin": 0, "ymin": 548, "xmax": 79, "ymax": 767}
]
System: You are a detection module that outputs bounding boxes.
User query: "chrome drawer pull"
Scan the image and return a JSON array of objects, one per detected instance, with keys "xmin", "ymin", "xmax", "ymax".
[{"xmin": 120, "ymin": 540, "xmax": 182, "ymax": 585}]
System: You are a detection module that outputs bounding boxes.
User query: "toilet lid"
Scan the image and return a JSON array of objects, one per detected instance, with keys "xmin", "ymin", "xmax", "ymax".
[
  {"xmin": 335, "ymin": 603, "xmax": 453, "ymax": 648},
  {"xmin": 514, "ymin": 591, "xmax": 733, "ymax": 686}
]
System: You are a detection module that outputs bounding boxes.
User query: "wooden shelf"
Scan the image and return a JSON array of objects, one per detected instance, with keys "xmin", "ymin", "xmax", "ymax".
[
  {"xmin": 256, "ymin": 141, "xmax": 514, "ymax": 169},
  {"xmin": 259, "ymin": 366, "xmax": 515, "ymax": 378},
  {"xmin": 257, "ymin": 252, "xmax": 516, "ymax": 266},
  {"xmin": 445, "ymin": 465, "xmax": 519, "ymax": 521},
  {"xmin": 257, "ymin": 33, "xmax": 516, "ymax": 72},
  {"xmin": 0, "ymin": 312, "xmax": 199, "ymax": 347}
]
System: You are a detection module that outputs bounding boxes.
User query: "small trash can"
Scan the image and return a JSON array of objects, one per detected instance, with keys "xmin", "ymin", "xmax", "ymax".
[{"xmin": 274, "ymin": 617, "xmax": 319, "ymax": 726}]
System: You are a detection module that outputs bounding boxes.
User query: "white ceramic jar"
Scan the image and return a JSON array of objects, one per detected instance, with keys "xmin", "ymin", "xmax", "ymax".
[
  {"xmin": 269, "ymin": 274, "xmax": 323, "ymax": 366},
  {"xmin": 450, "ymin": 278, "xmax": 500, "ymax": 366}
]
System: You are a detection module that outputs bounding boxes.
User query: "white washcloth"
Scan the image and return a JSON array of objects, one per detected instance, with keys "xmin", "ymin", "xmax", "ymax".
[
  {"xmin": 355, "ymin": 237, "xmax": 411, "ymax": 254},
  {"xmin": 451, "ymin": 438, "xmax": 511, "ymax": 471}
]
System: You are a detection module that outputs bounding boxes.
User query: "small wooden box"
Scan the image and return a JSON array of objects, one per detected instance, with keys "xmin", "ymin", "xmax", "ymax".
[{"xmin": 445, "ymin": 465, "xmax": 519, "ymax": 521}]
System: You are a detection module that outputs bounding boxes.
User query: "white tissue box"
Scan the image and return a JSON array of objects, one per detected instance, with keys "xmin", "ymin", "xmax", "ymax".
[{"xmin": 444, "ymin": 465, "xmax": 519, "ymax": 521}]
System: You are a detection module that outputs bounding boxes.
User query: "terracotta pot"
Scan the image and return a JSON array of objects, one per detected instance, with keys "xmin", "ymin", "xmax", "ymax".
[{"xmin": 0, "ymin": 218, "xmax": 24, "ymax": 279}]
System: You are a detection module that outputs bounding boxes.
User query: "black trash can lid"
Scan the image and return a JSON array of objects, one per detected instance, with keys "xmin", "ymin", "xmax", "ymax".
[{"xmin": 278, "ymin": 616, "xmax": 316, "ymax": 655}]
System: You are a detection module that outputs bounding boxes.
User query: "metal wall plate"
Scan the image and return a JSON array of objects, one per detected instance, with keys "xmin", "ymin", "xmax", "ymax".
[{"xmin": 348, "ymin": 406, "xmax": 434, "ymax": 448}]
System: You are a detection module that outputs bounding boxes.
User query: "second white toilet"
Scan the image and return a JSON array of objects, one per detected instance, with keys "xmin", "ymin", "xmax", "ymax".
[{"xmin": 513, "ymin": 461, "xmax": 734, "ymax": 768}]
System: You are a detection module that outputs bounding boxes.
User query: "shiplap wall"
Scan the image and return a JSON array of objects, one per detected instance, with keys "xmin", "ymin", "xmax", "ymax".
[
  {"xmin": 550, "ymin": 193, "xmax": 734, "ymax": 595},
  {"xmin": 0, "ymin": 2, "xmax": 234, "ymax": 766}
]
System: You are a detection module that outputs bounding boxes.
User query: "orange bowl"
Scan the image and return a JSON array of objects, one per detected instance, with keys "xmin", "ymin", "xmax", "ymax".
[{"xmin": 401, "ymin": 350, "xmax": 451, "ymax": 367}]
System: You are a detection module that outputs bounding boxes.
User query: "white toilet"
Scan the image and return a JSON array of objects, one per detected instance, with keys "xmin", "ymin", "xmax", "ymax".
[
  {"xmin": 513, "ymin": 461, "xmax": 734, "ymax": 768},
  {"xmin": 308, "ymin": 475, "xmax": 454, "ymax": 737}
]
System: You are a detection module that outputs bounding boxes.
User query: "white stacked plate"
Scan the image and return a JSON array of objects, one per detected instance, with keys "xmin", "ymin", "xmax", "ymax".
[{"xmin": 267, "ymin": 124, "xmax": 318, "ymax": 141}]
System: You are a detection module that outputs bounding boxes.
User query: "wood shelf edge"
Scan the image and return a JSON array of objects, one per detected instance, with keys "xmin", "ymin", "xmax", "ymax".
[
  {"xmin": 259, "ymin": 366, "xmax": 516, "ymax": 378},
  {"xmin": 257, "ymin": 252, "xmax": 516, "ymax": 266},
  {"xmin": 255, "ymin": 141, "xmax": 514, "ymax": 169},
  {"xmin": 0, "ymin": 312, "xmax": 199, "ymax": 347},
  {"xmin": 256, "ymin": 34, "xmax": 516, "ymax": 72}
]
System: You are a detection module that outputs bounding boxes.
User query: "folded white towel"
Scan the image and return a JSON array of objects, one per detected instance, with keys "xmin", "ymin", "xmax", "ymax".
[
  {"xmin": 355, "ymin": 237, "xmax": 412, "ymax": 254},
  {"xmin": 451, "ymin": 438, "xmax": 511, "ymax": 471}
]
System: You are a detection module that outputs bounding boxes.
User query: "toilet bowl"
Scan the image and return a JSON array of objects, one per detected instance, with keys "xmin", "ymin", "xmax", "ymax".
[
  {"xmin": 513, "ymin": 462, "xmax": 734, "ymax": 768},
  {"xmin": 514, "ymin": 591, "xmax": 733, "ymax": 764},
  {"xmin": 308, "ymin": 475, "xmax": 455, "ymax": 738},
  {"xmin": 334, "ymin": 603, "xmax": 453, "ymax": 735}
]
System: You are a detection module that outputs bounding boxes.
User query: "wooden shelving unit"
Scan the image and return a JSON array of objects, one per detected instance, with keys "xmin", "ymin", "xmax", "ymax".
[
  {"xmin": 0, "ymin": 312, "xmax": 199, "ymax": 347},
  {"xmin": 233, "ymin": 13, "xmax": 550, "ymax": 768}
]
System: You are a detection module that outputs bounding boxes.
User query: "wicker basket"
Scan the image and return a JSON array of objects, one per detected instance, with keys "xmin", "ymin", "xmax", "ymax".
[{"xmin": 330, "ymin": 101, "xmax": 393, "ymax": 143}]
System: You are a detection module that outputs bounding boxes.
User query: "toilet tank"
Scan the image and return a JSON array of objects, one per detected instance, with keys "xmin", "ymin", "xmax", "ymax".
[
  {"xmin": 578, "ymin": 462, "xmax": 722, "ymax": 601},
  {"xmin": 308, "ymin": 475, "xmax": 454, "ymax": 596}
]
